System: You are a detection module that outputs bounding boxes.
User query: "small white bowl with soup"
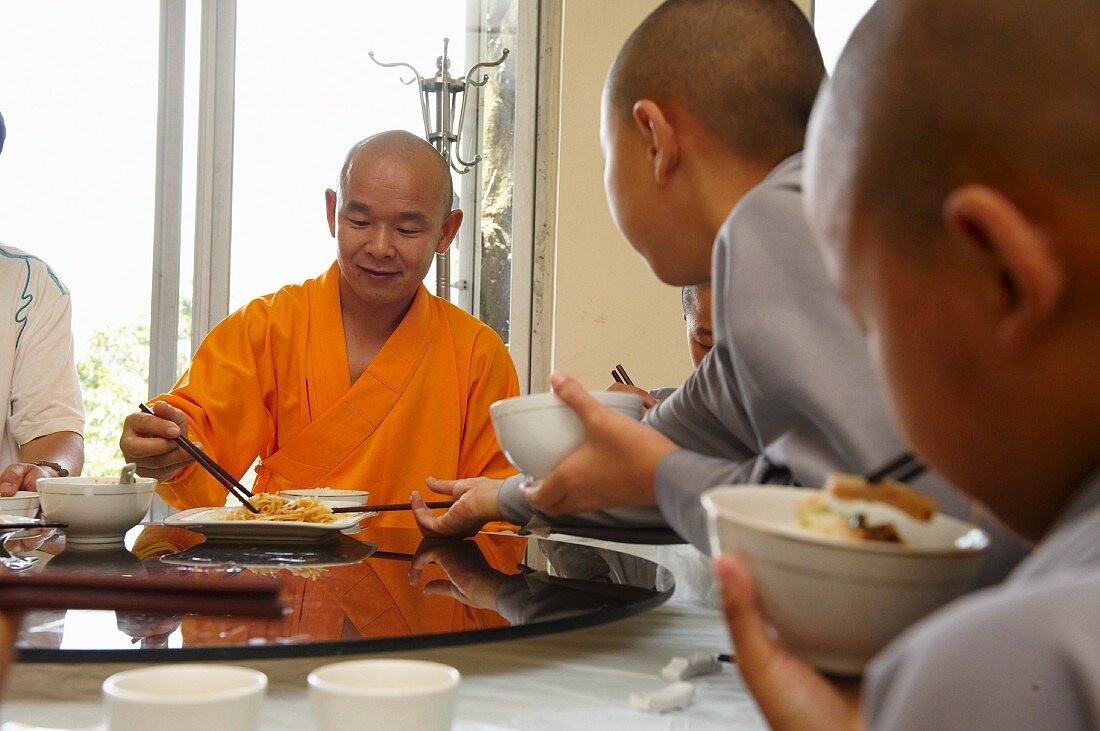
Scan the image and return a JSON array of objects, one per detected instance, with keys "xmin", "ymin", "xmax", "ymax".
[
  {"xmin": 37, "ymin": 477, "xmax": 157, "ymax": 548},
  {"xmin": 703, "ymin": 484, "xmax": 988, "ymax": 675},
  {"xmin": 281, "ymin": 487, "xmax": 370, "ymax": 510}
]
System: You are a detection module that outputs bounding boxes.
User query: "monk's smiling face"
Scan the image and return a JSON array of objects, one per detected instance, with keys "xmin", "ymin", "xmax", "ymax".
[{"xmin": 327, "ymin": 132, "xmax": 462, "ymax": 314}]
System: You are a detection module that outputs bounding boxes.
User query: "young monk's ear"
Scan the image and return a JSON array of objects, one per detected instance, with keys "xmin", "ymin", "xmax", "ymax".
[
  {"xmin": 325, "ymin": 188, "xmax": 338, "ymax": 238},
  {"xmin": 436, "ymin": 209, "xmax": 464, "ymax": 254},
  {"xmin": 632, "ymin": 100, "xmax": 679, "ymax": 184},
  {"xmin": 943, "ymin": 185, "xmax": 1064, "ymax": 354}
]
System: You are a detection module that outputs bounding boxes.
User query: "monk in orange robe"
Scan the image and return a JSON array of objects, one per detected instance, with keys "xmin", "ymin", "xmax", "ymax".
[{"xmin": 120, "ymin": 131, "xmax": 519, "ymax": 527}]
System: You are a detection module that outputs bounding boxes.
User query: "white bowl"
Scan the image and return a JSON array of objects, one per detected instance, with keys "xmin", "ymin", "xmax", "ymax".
[
  {"xmin": 282, "ymin": 488, "xmax": 370, "ymax": 507},
  {"xmin": 703, "ymin": 485, "xmax": 988, "ymax": 675},
  {"xmin": 38, "ymin": 477, "xmax": 157, "ymax": 548},
  {"xmin": 103, "ymin": 664, "xmax": 266, "ymax": 731},
  {"xmin": 309, "ymin": 659, "xmax": 460, "ymax": 731},
  {"xmin": 489, "ymin": 391, "xmax": 645, "ymax": 479},
  {"xmin": 0, "ymin": 490, "xmax": 40, "ymax": 518}
]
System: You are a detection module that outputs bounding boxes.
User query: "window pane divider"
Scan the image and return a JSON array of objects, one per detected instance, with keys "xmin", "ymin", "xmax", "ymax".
[
  {"xmin": 148, "ymin": 0, "xmax": 187, "ymax": 398},
  {"xmin": 191, "ymin": 0, "xmax": 236, "ymax": 352}
]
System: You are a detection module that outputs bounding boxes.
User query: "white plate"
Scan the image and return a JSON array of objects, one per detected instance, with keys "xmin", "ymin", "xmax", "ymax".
[{"xmin": 164, "ymin": 506, "xmax": 374, "ymax": 543}]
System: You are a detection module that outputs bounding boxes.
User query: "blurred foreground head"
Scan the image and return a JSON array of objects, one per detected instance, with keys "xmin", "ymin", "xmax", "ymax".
[{"xmin": 805, "ymin": 0, "xmax": 1100, "ymax": 540}]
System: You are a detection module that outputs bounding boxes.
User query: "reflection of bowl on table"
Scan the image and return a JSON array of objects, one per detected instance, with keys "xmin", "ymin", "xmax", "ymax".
[
  {"xmin": 489, "ymin": 391, "xmax": 645, "ymax": 479},
  {"xmin": 703, "ymin": 485, "xmax": 988, "ymax": 676},
  {"xmin": 45, "ymin": 545, "xmax": 147, "ymax": 576},
  {"xmin": 38, "ymin": 477, "xmax": 157, "ymax": 549},
  {"xmin": 0, "ymin": 490, "xmax": 40, "ymax": 518}
]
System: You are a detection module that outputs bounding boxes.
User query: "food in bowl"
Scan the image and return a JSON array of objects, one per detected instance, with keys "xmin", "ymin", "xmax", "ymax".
[
  {"xmin": 489, "ymin": 391, "xmax": 645, "ymax": 479},
  {"xmin": 703, "ymin": 484, "xmax": 988, "ymax": 675},
  {"xmin": 796, "ymin": 495, "xmax": 903, "ymax": 544},
  {"xmin": 795, "ymin": 474, "xmax": 939, "ymax": 545}
]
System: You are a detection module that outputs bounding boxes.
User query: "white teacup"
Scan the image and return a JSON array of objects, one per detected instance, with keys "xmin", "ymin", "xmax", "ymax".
[
  {"xmin": 102, "ymin": 664, "xmax": 266, "ymax": 731},
  {"xmin": 309, "ymin": 659, "xmax": 460, "ymax": 731}
]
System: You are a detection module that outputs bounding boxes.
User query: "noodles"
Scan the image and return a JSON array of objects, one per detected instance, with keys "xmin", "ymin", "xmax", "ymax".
[{"xmin": 224, "ymin": 493, "xmax": 338, "ymax": 524}]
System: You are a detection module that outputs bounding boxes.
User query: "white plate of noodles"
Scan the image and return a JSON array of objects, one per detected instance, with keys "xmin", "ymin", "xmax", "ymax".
[{"xmin": 164, "ymin": 494, "xmax": 374, "ymax": 543}]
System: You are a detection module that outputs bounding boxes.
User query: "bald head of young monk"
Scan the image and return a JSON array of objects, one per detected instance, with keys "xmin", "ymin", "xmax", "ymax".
[
  {"xmin": 805, "ymin": 0, "xmax": 1100, "ymax": 542},
  {"xmin": 600, "ymin": 0, "xmax": 824, "ymax": 285},
  {"xmin": 326, "ymin": 130, "xmax": 462, "ymax": 316}
]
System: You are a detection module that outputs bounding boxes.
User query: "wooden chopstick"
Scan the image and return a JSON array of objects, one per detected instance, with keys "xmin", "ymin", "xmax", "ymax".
[
  {"xmin": 864, "ymin": 453, "xmax": 925, "ymax": 483},
  {"xmin": 0, "ymin": 521, "xmax": 68, "ymax": 531},
  {"xmin": 614, "ymin": 364, "xmax": 635, "ymax": 387},
  {"xmin": 611, "ymin": 369, "xmax": 624, "ymax": 384},
  {"xmin": 0, "ymin": 572, "xmax": 284, "ymax": 618},
  {"xmin": 330, "ymin": 501, "xmax": 454, "ymax": 514},
  {"xmin": 138, "ymin": 403, "xmax": 258, "ymax": 513}
]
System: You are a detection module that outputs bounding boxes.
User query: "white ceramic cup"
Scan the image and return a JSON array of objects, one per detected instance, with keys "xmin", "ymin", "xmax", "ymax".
[
  {"xmin": 0, "ymin": 490, "xmax": 40, "ymax": 518},
  {"xmin": 309, "ymin": 659, "xmax": 460, "ymax": 731},
  {"xmin": 102, "ymin": 664, "xmax": 267, "ymax": 731}
]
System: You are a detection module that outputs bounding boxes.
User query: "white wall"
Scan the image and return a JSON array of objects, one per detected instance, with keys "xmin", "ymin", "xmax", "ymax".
[
  {"xmin": 549, "ymin": 0, "xmax": 685, "ymax": 392},
  {"xmin": 546, "ymin": 0, "xmax": 812, "ymax": 392}
]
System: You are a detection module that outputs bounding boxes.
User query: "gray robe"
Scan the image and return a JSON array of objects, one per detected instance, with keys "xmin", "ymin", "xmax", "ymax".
[
  {"xmin": 864, "ymin": 470, "xmax": 1100, "ymax": 728},
  {"xmin": 498, "ymin": 153, "xmax": 1026, "ymax": 586}
]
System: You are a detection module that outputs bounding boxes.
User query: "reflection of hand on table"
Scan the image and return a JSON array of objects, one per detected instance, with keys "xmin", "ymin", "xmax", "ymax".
[
  {"xmin": 411, "ymin": 476, "xmax": 504, "ymax": 539},
  {"xmin": 522, "ymin": 373, "xmax": 677, "ymax": 515},
  {"xmin": 409, "ymin": 539, "xmax": 508, "ymax": 611},
  {"xmin": 119, "ymin": 401, "xmax": 197, "ymax": 481},
  {"xmin": 714, "ymin": 555, "xmax": 862, "ymax": 731}
]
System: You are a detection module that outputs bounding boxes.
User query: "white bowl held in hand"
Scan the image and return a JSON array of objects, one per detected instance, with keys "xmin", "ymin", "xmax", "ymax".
[
  {"xmin": 37, "ymin": 477, "xmax": 156, "ymax": 548},
  {"xmin": 0, "ymin": 491, "xmax": 40, "ymax": 518},
  {"xmin": 103, "ymin": 664, "xmax": 266, "ymax": 731},
  {"xmin": 703, "ymin": 485, "xmax": 988, "ymax": 675},
  {"xmin": 489, "ymin": 391, "xmax": 646, "ymax": 479},
  {"xmin": 309, "ymin": 659, "xmax": 460, "ymax": 731}
]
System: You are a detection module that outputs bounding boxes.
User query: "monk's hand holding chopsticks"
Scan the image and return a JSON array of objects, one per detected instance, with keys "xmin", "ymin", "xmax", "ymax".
[
  {"xmin": 411, "ymin": 476, "xmax": 504, "ymax": 539},
  {"xmin": 521, "ymin": 372, "xmax": 678, "ymax": 516},
  {"xmin": 120, "ymin": 402, "xmax": 198, "ymax": 482}
]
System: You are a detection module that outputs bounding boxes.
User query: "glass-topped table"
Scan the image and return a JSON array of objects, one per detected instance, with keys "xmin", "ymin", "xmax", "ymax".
[{"xmin": 3, "ymin": 524, "xmax": 674, "ymax": 663}]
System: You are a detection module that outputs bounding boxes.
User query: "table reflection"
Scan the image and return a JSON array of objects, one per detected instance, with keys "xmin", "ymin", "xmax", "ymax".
[{"xmin": 5, "ymin": 524, "xmax": 673, "ymax": 662}]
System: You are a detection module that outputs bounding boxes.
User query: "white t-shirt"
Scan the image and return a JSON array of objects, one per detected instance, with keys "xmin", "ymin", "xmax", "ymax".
[{"xmin": 0, "ymin": 244, "xmax": 84, "ymax": 468}]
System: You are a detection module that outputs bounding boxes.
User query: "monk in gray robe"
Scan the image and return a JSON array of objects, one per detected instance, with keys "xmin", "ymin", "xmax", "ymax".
[
  {"xmin": 413, "ymin": 0, "xmax": 1024, "ymax": 586},
  {"xmin": 718, "ymin": 0, "xmax": 1100, "ymax": 727}
]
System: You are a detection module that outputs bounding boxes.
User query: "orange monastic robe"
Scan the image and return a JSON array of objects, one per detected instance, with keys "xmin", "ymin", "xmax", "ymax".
[{"xmin": 155, "ymin": 263, "xmax": 519, "ymax": 527}]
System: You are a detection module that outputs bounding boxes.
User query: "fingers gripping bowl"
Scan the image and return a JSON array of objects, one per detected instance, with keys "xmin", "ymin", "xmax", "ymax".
[
  {"xmin": 703, "ymin": 484, "xmax": 988, "ymax": 675},
  {"xmin": 489, "ymin": 391, "xmax": 646, "ymax": 479}
]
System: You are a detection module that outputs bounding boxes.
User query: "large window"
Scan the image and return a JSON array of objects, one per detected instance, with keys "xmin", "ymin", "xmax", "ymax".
[
  {"xmin": 0, "ymin": 1, "xmax": 161, "ymax": 475},
  {"xmin": 0, "ymin": 0, "xmax": 536, "ymax": 480},
  {"xmin": 813, "ymin": 0, "xmax": 877, "ymax": 72}
]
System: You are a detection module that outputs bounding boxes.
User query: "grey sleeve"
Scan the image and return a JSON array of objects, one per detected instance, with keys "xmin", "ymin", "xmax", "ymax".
[
  {"xmin": 496, "ymin": 472, "xmax": 667, "ymax": 530},
  {"xmin": 864, "ymin": 573, "xmax": 1100, "ymax": 730}
]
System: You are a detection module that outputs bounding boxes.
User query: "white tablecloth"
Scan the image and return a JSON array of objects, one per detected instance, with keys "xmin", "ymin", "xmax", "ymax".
[{"xmin": 0, "ymin": 540, "xmax": 767, "ymax": 730}]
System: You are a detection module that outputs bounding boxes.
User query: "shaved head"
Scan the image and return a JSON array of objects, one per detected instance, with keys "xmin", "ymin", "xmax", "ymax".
[
  {"xmin": 339, "ymin": 130, "xmax": 454, "ymax": 220},
  {"xmin": 811, "ymin": 0, "xmax": 1100, "ymax": 245},
  {"xmin": 608, "ymin": 0, "xmax": 824, "ymax": 167}
]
